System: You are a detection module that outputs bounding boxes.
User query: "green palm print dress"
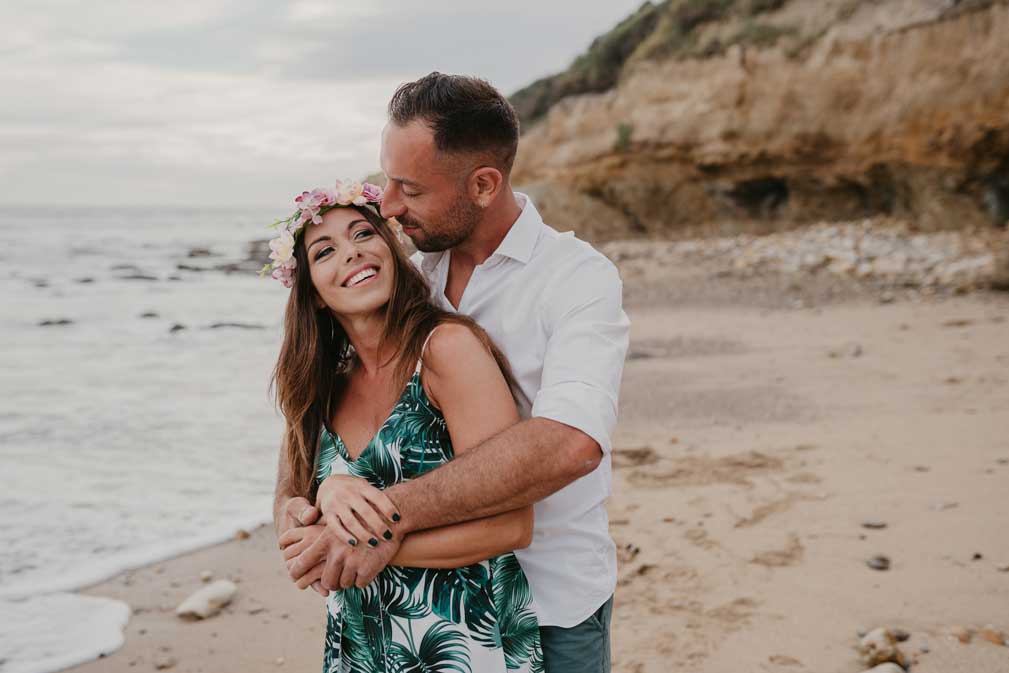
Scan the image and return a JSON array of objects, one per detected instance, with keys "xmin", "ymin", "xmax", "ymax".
[{"xmin": 314, "ymin": 342, "xmax": 544, "ymax": 673}]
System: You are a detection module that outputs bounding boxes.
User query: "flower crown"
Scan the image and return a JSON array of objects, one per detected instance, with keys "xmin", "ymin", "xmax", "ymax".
[{"xmin": 260, "ymin": 179, "xmax": 384, "ymax": 287}]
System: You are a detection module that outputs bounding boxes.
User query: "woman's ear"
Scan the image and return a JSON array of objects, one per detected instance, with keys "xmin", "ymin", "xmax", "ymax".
[{"xmin": 469, "ymin": 166, "xmax": 503, "ymax": 208}]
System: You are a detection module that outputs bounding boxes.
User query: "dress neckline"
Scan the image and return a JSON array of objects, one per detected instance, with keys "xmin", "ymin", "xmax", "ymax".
[{"xmin": 322, "ymin": 370, "xmax": 419, "ymax": 463}]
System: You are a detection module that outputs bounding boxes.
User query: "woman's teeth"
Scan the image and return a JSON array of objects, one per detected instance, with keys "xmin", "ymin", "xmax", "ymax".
[{"xmin": 345, "ymin": 268, "xmax": 378, "ymax": 287}]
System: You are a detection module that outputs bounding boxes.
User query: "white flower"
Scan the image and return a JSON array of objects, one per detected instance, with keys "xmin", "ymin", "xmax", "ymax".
[
  {"xmin": 269, "ymin": 229, "xmax": 295, "ymax": 265},
  {"xmin": 333, "ymin": 179, "xmax": 363, "ymax": 206}
]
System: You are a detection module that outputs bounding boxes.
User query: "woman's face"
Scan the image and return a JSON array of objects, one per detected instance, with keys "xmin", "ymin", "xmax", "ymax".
[{"xmin": 303, "ymin": 207, "xmax": 395, "ymax": 319}]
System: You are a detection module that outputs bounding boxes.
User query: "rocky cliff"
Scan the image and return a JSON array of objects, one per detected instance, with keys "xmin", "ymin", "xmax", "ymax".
[{"xmin": 510, "ymin": 0, "xmax": 1009, "ymax": 241}]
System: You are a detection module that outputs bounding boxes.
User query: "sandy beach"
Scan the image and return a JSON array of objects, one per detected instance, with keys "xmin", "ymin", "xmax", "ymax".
[{"xmin": 68, "ymin": 259, "xmax": 1009, "ymax": 673}]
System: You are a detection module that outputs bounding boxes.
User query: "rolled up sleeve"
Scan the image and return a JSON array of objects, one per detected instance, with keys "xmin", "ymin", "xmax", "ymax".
[{"xmin": 531, "ymin": 256, "xmax": 630, "ymax": 454}]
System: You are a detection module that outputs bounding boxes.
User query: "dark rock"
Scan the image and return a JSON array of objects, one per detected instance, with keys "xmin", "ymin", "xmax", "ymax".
[
  {"xmin": 862, "ymin": 519, "xmax": 888, "ymax": 530},
  {"xmin": 75, "ymin": 277, "xmax": 95, "ymax": 284},
  {"xmin": 187, "ymin": 247, "xmax": 217, "ymax": 258},
  {"xmin": 176, "ymin": 263, "xmax": 209, "ymax": 272},
  {"xmin": 893, "ymin": 628, "xmax": 911, "ymax": 642},
  {"xmin": 206, "ymin": 322, "xmax": 265, "ymax": 330},
  {"xmin": 32, "ymin": 280, "xmax": 49, "ymax": 288},
  {"xmin": 867, "ymin": 555, "xmax": 891, "ymax": 571},
  {"xmin": 169, "ymin": 324, "xmax": 186, "ymax": 333},
  {"xmin": 119, "ymin": 273, "xmax": 158, "ymax": 281},
  {"xmin": 140, "ymin": 311, "xmax": 159, "ymax": 319},
  {"xmin": 38, "ymin": 318, "xmax": 73, "ymax": 327}
]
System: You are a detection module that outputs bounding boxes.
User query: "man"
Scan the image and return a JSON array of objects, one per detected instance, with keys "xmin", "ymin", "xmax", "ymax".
[{"xmin": 277, "ymin": 72, "xmax": 629, "ymax": 672}]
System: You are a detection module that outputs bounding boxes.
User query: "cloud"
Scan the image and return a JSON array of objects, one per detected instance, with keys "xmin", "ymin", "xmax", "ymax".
[{"xmin": 0, "ymin": 0, "xmax": 646, "ymax": 206}]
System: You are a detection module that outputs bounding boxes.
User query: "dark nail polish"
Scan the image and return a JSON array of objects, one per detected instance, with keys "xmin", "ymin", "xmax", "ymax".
[
  {"xmin": 348, "ymin": 538, "xmax": 357, "ymax": 547},
  {"xmin": 392, "ymin": 513, "xmax": 401, "ymax": 522},
  {"xmin": 368, "ymin": 538, "xmax": 379, "ymax": 547},
  {"xmin": 383, "ymin": 530, "xmax": 393, "ymax": 540}
]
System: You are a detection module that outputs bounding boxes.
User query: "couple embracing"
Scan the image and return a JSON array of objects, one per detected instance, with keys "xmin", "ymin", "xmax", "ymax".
[{"xmin": 270, "ymin": 72, "xmax": 629, "ymax": 673}]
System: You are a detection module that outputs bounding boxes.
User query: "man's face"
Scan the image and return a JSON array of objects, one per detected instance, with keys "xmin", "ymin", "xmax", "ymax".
[{"xmin": 379, "ymin": 120, "xmax": 481, "ymax": 253}]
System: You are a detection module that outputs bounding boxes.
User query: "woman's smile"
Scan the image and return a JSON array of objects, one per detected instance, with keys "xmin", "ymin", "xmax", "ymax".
[{"xmin": 343, "ymin": 264, "xmax": 380, "ymax": 288}]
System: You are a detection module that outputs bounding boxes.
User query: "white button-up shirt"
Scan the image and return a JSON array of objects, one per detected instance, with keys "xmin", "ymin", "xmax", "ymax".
[{"xmin": 413, "ymin": 192, "xmax": 630, "ymax": 627}]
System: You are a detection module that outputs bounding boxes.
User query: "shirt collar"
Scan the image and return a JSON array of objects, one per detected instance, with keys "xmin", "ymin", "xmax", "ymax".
[
  {"xmin": 490, "ymin": 191, "xmax": 541, "ymax": 265},
  {"xmin": 417, "ymin": 191, "xmax": 542, "ymax": 272}
]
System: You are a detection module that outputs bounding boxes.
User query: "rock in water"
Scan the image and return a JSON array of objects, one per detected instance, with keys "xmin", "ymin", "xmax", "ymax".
[
  {"xmin": 858, "ymin": 628, "xmax": 908, "ymax": 668},
  {"xmin": 176, "ymin": 580, "xmax": 237, "ymax": 620}
]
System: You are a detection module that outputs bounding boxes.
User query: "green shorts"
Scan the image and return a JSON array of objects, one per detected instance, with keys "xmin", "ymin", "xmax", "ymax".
[{"xmin": 539, "ymin": 595, "xmax": 613, "ymax": 673}]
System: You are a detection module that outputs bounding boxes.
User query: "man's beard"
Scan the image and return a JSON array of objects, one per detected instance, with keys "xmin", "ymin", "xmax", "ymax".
[{"xmin": 401, "ymin": 194, "xmax": 482, "ymax": 253}]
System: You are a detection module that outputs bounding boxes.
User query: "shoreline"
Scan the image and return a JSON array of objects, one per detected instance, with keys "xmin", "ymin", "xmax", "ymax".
[{"xmin": 62, "ymin": 289, "xmax": 1009, "ymax": 673}]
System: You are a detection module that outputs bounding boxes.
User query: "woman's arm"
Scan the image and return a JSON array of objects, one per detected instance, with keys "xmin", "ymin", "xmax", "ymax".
[{"xmin": 390, "ymin": 323, "xmax": 533, "ymax": 568}]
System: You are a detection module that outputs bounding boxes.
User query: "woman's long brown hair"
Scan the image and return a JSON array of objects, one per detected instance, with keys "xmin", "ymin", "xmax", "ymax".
[{"xmin": 270, "ymin": 205, "xmax": 512, "ymax": 500}]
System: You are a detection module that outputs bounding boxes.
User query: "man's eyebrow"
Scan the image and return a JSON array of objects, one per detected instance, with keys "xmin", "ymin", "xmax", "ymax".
[{"xmin": 389, "ymin": 176, "xmax": 421, "ymax": 189}]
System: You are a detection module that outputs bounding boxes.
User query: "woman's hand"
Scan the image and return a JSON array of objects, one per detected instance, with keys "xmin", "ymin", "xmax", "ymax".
[{"xmin": 316, "ymin": 474, "xmax": 401, "ymax": 548}]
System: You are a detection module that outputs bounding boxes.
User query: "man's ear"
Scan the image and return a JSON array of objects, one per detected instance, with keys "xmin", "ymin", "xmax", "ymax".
[{"xmin": 468, "ymin": 166, "xmax": 504, "ymax": 207}]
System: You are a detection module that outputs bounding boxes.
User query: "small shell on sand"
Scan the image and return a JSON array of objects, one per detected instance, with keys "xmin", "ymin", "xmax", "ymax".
[{"xmin": 176, "ymin": 580, "xmax": 237, "ymax": 620}]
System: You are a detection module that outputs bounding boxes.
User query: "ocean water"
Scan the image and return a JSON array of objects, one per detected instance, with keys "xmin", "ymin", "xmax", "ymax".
[{"xmin": 0, "ymin": 207, "xmax": 293, "ymax": 672}]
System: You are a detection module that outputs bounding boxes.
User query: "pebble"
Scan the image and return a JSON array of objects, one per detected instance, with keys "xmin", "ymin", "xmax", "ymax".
[
  {"xmin": 169, "ymin": 323, "xmax": 186, "ymax": 333},
  {"xmin": 235, "ymin": 529, "xmax": 251, "ymax": 540},
  {"xmin": 276, "ymin": 657, "xmax": 285, "ymax": 665},
  {"xmin": 919, "ymin": 644, "xmax": 930, "ymax": 653},
  {"xmin": 140, "ymin": 311, "xmax": 159, "ymax": 318},
  {"xmin": 38, "ymin": 318, "xmax": 74, "ymax": 327},
  {"xmin": 892, "ymin": 628, "xmax": 910, "ymax": 642},
  {"xmin": 950, "ymin": 625, "xmax": 972, "ymax": 643},
  {"xmin": 154, "ymin": 654, "xmax": 177, "ymax": 670},
  {"xmin": 862, "ymin": 519, "xmax": 887, "ymax": 530},
  {"xmin": 930, "ymin": 500, "xmax": 958, "ymax": 511},
  {"xmin": 866, "ymin": 555, "xmax": 891, "ymax": 571},
  {"xmin": 996, "ymin": 563, "xmax": 1009, "ymax": 572},
  {"xmin": 978, "ymin": 626, "xmax": 1006, "ymax": 646},
  {"xmin": 200, "ymin": 570, "xmax": 213, "ymax": 582},
  {"xmin": 861, "ymin": 664, "xmax": 904, "ymax": 673},
  {"xmin": 972, "ymin": 552, "xmax": 984, "ymax": 561},
  {"xmin": 858, "ymin": 628, "xmax": 908, "ymax": 668}
]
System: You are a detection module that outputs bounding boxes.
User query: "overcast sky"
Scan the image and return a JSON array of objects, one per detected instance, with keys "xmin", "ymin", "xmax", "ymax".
[{"xmin": 1, "ymin": 0, "xmax": 645, "ymax": 208}]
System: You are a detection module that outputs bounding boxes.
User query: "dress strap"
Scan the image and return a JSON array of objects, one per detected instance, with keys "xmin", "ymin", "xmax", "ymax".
[{"xmin": 413, "ymin": 325, "xmax": 443, "ymax": 376}]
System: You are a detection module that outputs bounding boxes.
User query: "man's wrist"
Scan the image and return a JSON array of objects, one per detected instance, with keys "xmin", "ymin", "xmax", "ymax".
[{"xmin": 385, "ymin": 484, "xmax": 415, "ymax": 534}]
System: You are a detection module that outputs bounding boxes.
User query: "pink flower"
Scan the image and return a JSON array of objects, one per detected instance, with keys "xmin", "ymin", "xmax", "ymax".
[{"xmin": 362, "ymin": 182, "xmax": 383, "ymax": 203}]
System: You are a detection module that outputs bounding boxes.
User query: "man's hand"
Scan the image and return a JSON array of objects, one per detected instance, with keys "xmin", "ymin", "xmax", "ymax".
[
  {"xmin": 279, "ymin": 524, "xmax": 329, "ymax": 596},
  {"xmin": 276, "ymin": 495, "xmax": 321, "ymax": 537},
  {"xmin": 323, "ymin": 534, "xmax": 402, "ymax": 590}
]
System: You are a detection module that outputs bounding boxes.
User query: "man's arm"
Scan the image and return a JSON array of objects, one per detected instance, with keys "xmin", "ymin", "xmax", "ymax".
[
  {"xmin": 386, "ymin": 417, "xmax": 597, "ymax": 533},
  {"xmin": 388, "ymin": 252, "xmax": 629, "ymax": 534}
]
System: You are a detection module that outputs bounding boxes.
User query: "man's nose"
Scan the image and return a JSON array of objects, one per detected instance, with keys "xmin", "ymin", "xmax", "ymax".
[{"xmin": 380, "ymin": 187, "xmax": 405, "ymax": 219}]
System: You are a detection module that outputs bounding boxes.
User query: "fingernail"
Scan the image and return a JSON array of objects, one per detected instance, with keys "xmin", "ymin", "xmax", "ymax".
[
  {"xmin": 383, "ymin": 530, "xmax": 393, "ymax": 540},
  {"xmin": 368, "ymin": 538, "xmax": 379, "ymax": 547},
  {"xmin": 348, "ymin": 538, "xmax": 357, "ymax": 547},
  {"xmin": 392, "ymin": 513, "xmax": 401, "ymax": 522},
  {"xmin": 301, "ymin": 507, "xmax": 314, "ymax": 520}
]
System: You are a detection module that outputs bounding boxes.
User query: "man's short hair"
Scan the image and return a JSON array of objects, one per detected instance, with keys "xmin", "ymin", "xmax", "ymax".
[{"xmin": 388, "ymin": 72, "xmax": 520, "ymax": 175}]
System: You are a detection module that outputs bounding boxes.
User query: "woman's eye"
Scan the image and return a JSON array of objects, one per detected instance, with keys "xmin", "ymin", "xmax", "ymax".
[
  {"xmin": 403, "ymin": 191, "xmax": 419, "ymax": 198},
  {"xmin": 354, "ymin": 229, "xmax": 374, "ymax": 240},
  {"xmin": 314, "ymin": 247, "xmax": 333, "ymax": 261}
]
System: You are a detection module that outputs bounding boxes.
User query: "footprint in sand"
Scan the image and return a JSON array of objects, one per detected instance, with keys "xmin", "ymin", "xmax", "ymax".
[
  {"xmin": 627, "ymin": 450, "xmax": 785, "ymax": 488},
  {"xmin": 750, "ymin": 534, "xmax": 804, "ymax": 567}
]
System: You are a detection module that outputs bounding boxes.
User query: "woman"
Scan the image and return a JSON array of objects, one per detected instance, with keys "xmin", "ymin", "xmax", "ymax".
[{"xmin": 267, "ymin": 180, "xmax": 543, "ymax": 673}]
